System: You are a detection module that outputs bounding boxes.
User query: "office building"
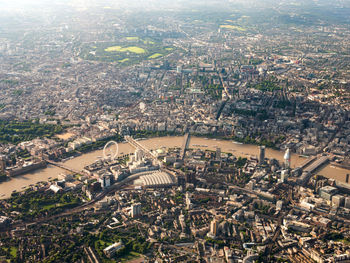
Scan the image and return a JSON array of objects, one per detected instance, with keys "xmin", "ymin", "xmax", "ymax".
[
  {"xmin": 216, "ymin": 147, "xmax": 221, "ymax": 161},
  {"xmin": 131, "ymin": 203, "xmax": 141, "ymax": 218},
  {"xmin": 284, "ymin": 148, "xmax": 291, "ymax": 169},
  {"xmin": 259, "ymin": 146, "xmax": 265, "ymax": 164}
]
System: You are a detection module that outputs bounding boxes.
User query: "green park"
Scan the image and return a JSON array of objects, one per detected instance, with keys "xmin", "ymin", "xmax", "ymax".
[{"xmin": 80, "ymin": 36, "xmax": 175, "ymax": 65}]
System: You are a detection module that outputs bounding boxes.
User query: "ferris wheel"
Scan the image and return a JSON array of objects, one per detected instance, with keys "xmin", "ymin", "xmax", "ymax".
[{"xmin": 103, "ymin": 141, "xmax": 119, "ymax": 160}]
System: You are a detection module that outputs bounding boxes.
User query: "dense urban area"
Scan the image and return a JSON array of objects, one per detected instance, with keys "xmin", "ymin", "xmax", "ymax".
[{"xmin": 0, "ymin": 0, "xmax": 350, "ymax": 262}]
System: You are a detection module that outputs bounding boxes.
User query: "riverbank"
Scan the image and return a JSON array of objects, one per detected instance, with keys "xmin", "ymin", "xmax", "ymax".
[
  {"xmin": 332, "ymin": 162, "xmax": 350, "ymax": 171},
  {"xmin": 1, "ymin": 136, "xmax": 349, "ymax": 199}
]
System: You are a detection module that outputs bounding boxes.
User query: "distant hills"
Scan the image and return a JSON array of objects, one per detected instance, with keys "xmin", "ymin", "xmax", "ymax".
[{"xmin": 0, "ymin": 0, "xmax": 349, "ymax": 26}]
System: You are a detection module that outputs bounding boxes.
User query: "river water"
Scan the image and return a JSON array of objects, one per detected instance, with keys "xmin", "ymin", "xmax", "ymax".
[{"xmin": 0, "ymin": 136, "xmax": 349, "ymax": 199}]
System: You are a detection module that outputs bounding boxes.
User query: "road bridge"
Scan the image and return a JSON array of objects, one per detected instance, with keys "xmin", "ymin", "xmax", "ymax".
[
  {"xmin": 296, "ymin": 156, "xmax": 317, "ymax": 170},
  {"xmin": 124, "ymin": 136, "xmax": 158, "ymax": 160},
  {"xmin": 180, "ymin": 133, "xmax": 190, "ymax": 160},
  {"xmin": 46, "ymin": 160, "xmax": 83, "ymax": 175},
  {"xmin": 303, "ymin": 156, "xmax": 329, "ymax": 174}
]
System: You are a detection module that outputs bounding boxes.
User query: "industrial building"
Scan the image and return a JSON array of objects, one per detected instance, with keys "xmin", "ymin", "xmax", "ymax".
[{"xmin": 134, "ymin": 170, "xmax": 175, "ymax": 188}]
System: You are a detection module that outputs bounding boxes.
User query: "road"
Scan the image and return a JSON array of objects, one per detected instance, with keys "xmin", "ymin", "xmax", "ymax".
[{"xmin": 218, "ymin": 70, "xmax": 231, "ymax": 100}]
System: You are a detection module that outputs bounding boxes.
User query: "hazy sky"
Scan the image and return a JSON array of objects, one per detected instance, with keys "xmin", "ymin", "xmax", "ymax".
[{"xmin": 0, "ymin": 0, "xmax": 347, "ymax": 14}]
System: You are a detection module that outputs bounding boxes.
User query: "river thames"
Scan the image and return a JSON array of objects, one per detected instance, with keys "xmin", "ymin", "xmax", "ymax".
[{"xmin": 0, "ymin": 136, "xmax": 349, "ymax": 199}]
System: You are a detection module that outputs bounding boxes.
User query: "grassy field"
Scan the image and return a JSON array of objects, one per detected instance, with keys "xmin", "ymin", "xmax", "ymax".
[
  {"xmin": 42, "ymin": 203, "xmax": 56, "ymax": 210},
  {"xmin": 104, "ymin": 46, "xmax": 146, "ymax": 54},
  {"xmin": 120, "ymin": 252, "xmax": 142, "ymax": 262},
  {"xmin": 149, "ymin": 53, "xmax": 163, "ymax": 59},
  {"xmin": 80, "ymin": 37, "xmax": 175, "ymax": 65},
  {"xmin": 220, "ymin": 25, "xmax": 246, "ymax": 31},
  {"xmin": 143, "ymin": 40, "xmax": 155, "ymax": 44},
  {"xmin": 96, "ymin": 240, "xmax": 113, "ymax": 247},
  {"xmin": 126, "ymin": 37, "xmax": 139, "ymax": 41},
  {"xmin": 119, "ymin": 58, "xmax": 130, "ymax": 63},
  {"xmin": 10, "ymin": 247, "xmax": 17, "ymax": 258}
]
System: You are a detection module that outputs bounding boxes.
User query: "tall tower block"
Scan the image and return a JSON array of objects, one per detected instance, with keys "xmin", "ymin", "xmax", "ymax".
[
  {"xmin": 0, "ymin": 155, "xmax": 5, "ymax": 173},
  {"xmin": 259, "ymin": 146, "xmax": 265, "ymax": 164},
  {"xmin": 284, "ymin": 148, "xmax": 291, "ymax": 169}
]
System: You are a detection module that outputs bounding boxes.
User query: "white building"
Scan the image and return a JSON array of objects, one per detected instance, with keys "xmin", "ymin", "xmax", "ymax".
[
  {"xmin": 50, "ymin": 184, "xmax": 63, "ymax": 193},
  {"xmin": 207, "ymin": 219, "xmax": 218, "ymax": 238},
  {"xmin": 135, "ymin": 149, "xmax": 144, "ymax": 162},
  {"xmin": 103, "ymin": 241, "xmax": 124, "ymax": 258},
  {"xmin": 99, "ymin": 173, "xmax": 111, "ymax": 189},
  {"xmin": 284, "ymin": 148, "xmax": 291, "ymax": 168}
]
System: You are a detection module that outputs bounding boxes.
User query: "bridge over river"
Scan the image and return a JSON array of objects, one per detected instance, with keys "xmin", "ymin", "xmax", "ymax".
[{"xmin": 46, "ymin": 160, "xmax": 84, "ymax": 175}]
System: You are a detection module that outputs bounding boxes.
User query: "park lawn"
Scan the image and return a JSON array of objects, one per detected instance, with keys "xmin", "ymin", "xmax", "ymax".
[
  {"xmin": 42, "ymin": 203, "xmax": 57, "ymax": 210},
  {"xmin": 104, "ymin": 46, "xmax": 123, "ymax": 52},
  {"xmin": 121, "ymin": 46, "xmax": 145, "ymax": 54},
  {"xmin": 143, "ymin": 40, "xmax": 155, "ymax": 44},
  {"xmin": 10, "ymin": 247, "xmax": 17, "ymax": 258},
  {"xmin": 120, "ymin": 251, "xmax": 142, "ymax": 262},
  {"xmin": 149, "ymin": 53, "xmax": 163, "ymax": 59},
  {"xmin": 119, "ymin": 58, "xmax": 130, "ymax": 63},
  {"xmin": 104, "ymin": 46, "xmax": 146, "ymax": 54},
  {"xmin": 220, "ymin": 25, "xmax": 246, "ymax": 31},
  {"xmin": 126, "ymin": 37, "xmax": 139, "ymax": 41},
  {"xmin": 40, "ymin": 200, "xmax": 80, "ymax": 212},
  {"xmin": 96, "ymin": 240, "xmax": 113, "ymax": 247},
  {"xmin": 81, "ymin": 41, "xmax": 174, "ymax": 65}
]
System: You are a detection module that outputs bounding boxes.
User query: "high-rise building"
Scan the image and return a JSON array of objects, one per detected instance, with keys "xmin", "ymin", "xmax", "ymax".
[
  {"xmin": 345, "ymin": 197, "xmax": 350, "ymax": 209},
  {"xmin": 99, "ymin": 174, "xmax": 111, "ymax": 189},
  {"xmin": 0, "ymin": 155, "xmax": 5, "ymax": 173},
  {"xmin": 176, "ymin": 66, "xmax": 182, "ymax": 74},
  {"xmin": 216, "ymin": 147, "xmax": 221, "ymax": 161},
  {"xmin": 186, "ymin": 192, "xmax": 192, "ymax": 209},
  {"xmin": 281, "ymin": 170, "xmax": 289, "ymax": 183},
  {"xmin": 131, "ymin": 203, "xmax": 141, "ymax": 218},
  {"xmin": 179, "ymin": 213, "xmax": 186, "ymax": 232},
  {"xmin": 259, "ymin": 146, "xmax": 265, "ymax": 164},
  {"xmin": 209, "ymin": 219, "xmax": 217, "ymax": 237},
  {"xmin": 135, "ymin": 149, "xmax": 144, "ymax": 162},
  {"xmin": 284, "ymin": 148, "xmax": 291, "ymax": 169}
]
